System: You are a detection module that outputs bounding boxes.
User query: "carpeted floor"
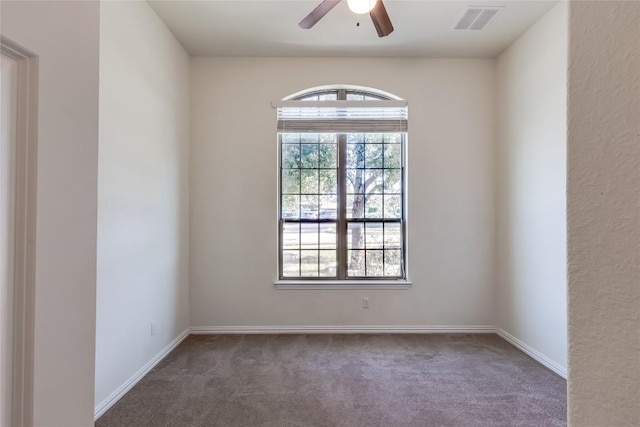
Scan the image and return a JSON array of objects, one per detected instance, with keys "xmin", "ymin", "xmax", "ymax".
[{"xmin": 96, "ymin": 334, "xmax": 566, "ymax": 427}]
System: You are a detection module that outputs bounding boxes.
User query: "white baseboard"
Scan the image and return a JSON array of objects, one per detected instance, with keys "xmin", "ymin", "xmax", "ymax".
[
  {"xmin": 94, "ymin": 329, "xmax": 190, "ymax": 420},
  {"xmin": 496, "ymin": 328, "xmax": 567, "ymax": 379},
  {"xmin": 190, "ymin": 325, "xmax": 496, "ymax": 334}
]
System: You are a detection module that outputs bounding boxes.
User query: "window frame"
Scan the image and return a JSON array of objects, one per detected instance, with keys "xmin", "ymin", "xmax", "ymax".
[{"xmin": 276, "ymin": 88, "xmax": 410, "ymax": 287}]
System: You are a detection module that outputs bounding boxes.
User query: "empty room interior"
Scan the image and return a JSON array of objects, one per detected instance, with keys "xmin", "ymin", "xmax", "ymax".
[{"xmin": 0, "ymin": 0, "xmax": 638, "ymax": 426}]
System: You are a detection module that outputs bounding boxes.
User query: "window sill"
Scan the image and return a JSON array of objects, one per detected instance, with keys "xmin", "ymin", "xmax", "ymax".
[{"xmin": 274, "ymin": 280, "xmax": 412, "ymax": 290}]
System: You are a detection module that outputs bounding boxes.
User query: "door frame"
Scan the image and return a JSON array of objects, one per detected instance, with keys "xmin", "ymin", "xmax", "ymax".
[{"xmin": 1, "ymin": 36, "xmax": 37, "ymax": 427}]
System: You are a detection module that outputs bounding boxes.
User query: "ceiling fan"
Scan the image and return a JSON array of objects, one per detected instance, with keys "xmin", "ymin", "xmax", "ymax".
[{"xmin": 299, "ymin": 0, "xmax": 394, "ymax": 37}]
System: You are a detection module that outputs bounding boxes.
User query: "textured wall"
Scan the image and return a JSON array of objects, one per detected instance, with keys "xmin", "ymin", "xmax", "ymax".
[
  {"xmin": 495, "ymin": 2, "xmax": 568, "ymax": 373},
  {"xmin": 567, "ymin": 1, "xmax": 640, "ymax": 425}
]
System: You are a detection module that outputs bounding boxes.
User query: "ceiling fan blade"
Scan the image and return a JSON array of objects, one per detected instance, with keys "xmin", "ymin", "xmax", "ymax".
[
  {"xmin": 299, "ymin": 0, "xmax": 342, "ymax": 29},
  {"xmin": 370, "ymin": 0, "xmax": 394, "ymax": 37}
]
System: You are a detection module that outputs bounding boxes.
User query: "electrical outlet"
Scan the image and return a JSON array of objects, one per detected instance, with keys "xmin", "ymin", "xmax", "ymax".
[
  {"xmin": 362, "ymin": 297, "xmax": 369, "ymax": 309},
  {"xmin": 150, "ymin": 321, "xmax": 157, "ymax": 336}
]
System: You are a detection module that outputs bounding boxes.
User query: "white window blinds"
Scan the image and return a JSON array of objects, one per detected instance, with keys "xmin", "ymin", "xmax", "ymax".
[{"xmin": 273, "ymin": 100, "xmax": 408, "ymax": 133}]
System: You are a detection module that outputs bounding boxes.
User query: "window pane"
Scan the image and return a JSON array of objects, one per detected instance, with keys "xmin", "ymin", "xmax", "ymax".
[
  {"xmin": 366, "ymin": 250, "xmax": 384, "ymax": 276},
  {"xmin": 319, "ymin": 250, "xmax": 337, "ymax": 277},
  {"xmin": 365, "ymin": 144, "xmax": 383, "ymax": 168},
  {"xmin": 282, "ymin": 250, "xmax": 299, "ymax": 277},
  {"xmin": 320, "ymin": 224, "xmax": 337, "ymax": 249},
  {"xmin": 346, "ymin": 93, "xmax": 364, "ymax": 101},
  {"xmin": 318, "ymin": 92, "xmax": 338, "ymax": 101},
  {"xmin": 384, "ymin": 250, "xmax": 402, "ymax": 276},
  {"xmin": 319, "ymin": 195, "xmax": 337, "ymax": 219},
  {"xmin": 300, "ymin": 143, "xmax": 318, "ymax": 168},
  {"xmin": 384, "ymin": 144, "xmax": 402, "ymax": 168},
  {"xmin": 300, "ymin": 223, "xmax": 319, "ymax": 249},
  {"xmin": 319, "ymin": 169, "xmax": 337, "ymax": 194},
  {"xmin": 383, "ymin": 195, "xmax": 401, "ymax": 219},
  {"xmin": 365, "ymin": 195, "xmax": 383, "ymax": 218},
  {"xmin": 282, "ymin": 134, "xmax": 300, "ymax": 144},
  {"xmin": 300, "ymin": 250, "xmax": 319, "ymax": 277},
  {"xmin": 346, "ymin": 143, "xmax": 365, "ymax": 168},
  {"xmin": 365, "ymin": 169, "xmax": 383, "ymax": 194},
  {"xmin": 282, "ymin": 144, "xmax": 301, "ymax": 168},
  {"xmin": 346, "ymin": 195, "xmax": 365, "ymax": 219},
  {"xmin": 319, "ymin": 133, "xmax": 337, "ymax": 144},
  {"xmin": 318, "ymin": 143, "xmax": 337, "ymax": 168},
  {"xmin": 384, "ymin": 223, "xmax": 402, "ymax": 249},
  {"xmin": 346, "ymin": 169, "xmax": 364, "ymax": 194},
  {"xmin": 301, "ymin": 134, "xmax": 318, "ymax": 144},
  {"xmin": 283, "ymin": 223, "xmax": 300, "ymax": 250},
  {"xmin": 348, "ymin": 223, "xmax": 365, "ymax": 249},
  {"xmin": 300, "ymin": 195, "xmax": 318, "ymax": 219},
  {"xmin": 383, "ymin": 169, "xmax": 401, "ymax": 193},
  {"xmin": 385, "ymin": 133, "xmax": 402, "ymax": 144},
  {"xmin": 282, "ymin": 195, "xmax": 300, "ymax": 219},
  {"xmin": 348, "ymin": 250, "xmax": 365, "ymax": 276},
  {"xmin": 347, "ymin": 132, "xmax": 364, "ymax": 142},
  {"xmin": 365, "ymin": 133, "xmax": 383, "ymax": 144},
  {"xmin": 365, "ymin": 223, "xmax": 384, "ymax": 249},
  {"xmin": 300, "ymin": 170, "xmax": 319, "ymax": 194},
  {"xmin": 281, "ymin": 169, "xmax": 300, "ymax": 194}
]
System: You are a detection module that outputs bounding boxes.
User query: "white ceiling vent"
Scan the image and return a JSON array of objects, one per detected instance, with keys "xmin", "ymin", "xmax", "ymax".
[{"xmin": 454, "ymin": 7, "xmax": 503, "ymax": 30}]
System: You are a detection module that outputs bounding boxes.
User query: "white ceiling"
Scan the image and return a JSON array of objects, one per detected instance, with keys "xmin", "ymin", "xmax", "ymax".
[{"xmin": 148, "ymin": 0, "xmax": 558, "ymax": 57}]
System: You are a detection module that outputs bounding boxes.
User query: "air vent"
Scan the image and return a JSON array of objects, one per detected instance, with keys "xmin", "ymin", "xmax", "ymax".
[{"xmin": 454, "ymin": 7, "xmax": 503, "ymax": 30}]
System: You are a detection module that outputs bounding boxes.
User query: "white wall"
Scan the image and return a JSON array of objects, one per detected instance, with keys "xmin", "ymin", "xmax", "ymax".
[
  {"xmin": 95, "ymin": 0, "xmax": 190, "ymax": 412},
  {"xmin": 495, "ymin": 3, "xmax": 568, "ymax": 373},
  {"xmin": 190, "ymin": 58, "xmax": 495, "ymax": 328},
  {"xmin": 567, "ymin": 1, "xmax": 640, "ymax": 425},
  {"xmin": 1, "ymin": 1, "xmax": 100, "ymax": 425}
]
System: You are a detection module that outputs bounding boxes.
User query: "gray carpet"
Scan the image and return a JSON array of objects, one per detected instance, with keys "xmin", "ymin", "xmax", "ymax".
[{"xmin": 96, "ymin": 334, "xmax": 566, "ymax": 427}]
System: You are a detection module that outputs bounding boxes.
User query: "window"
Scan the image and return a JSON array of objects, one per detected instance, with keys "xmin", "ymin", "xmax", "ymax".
[{"xmin": 276, "ymin": 88, "xmax": 407, "ymax": 284}]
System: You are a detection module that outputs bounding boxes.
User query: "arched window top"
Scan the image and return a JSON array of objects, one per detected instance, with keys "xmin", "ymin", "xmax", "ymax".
[
  {"xmin": 274, "ymin": 85, "xmax": 407, "ymax": 134},
  {"xmin": 283, "ymin": 85, "xmax": 403, "ymax": 101}
]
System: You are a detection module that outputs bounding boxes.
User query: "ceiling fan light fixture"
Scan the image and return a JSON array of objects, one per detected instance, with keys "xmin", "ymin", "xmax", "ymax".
[
  {"xmin": 347, "ymin": 0, "xmax": 378, "ymax": 15},
  {"xmin": 299, "ymin": 0, "xmax": 392, "ymax": 37}
]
